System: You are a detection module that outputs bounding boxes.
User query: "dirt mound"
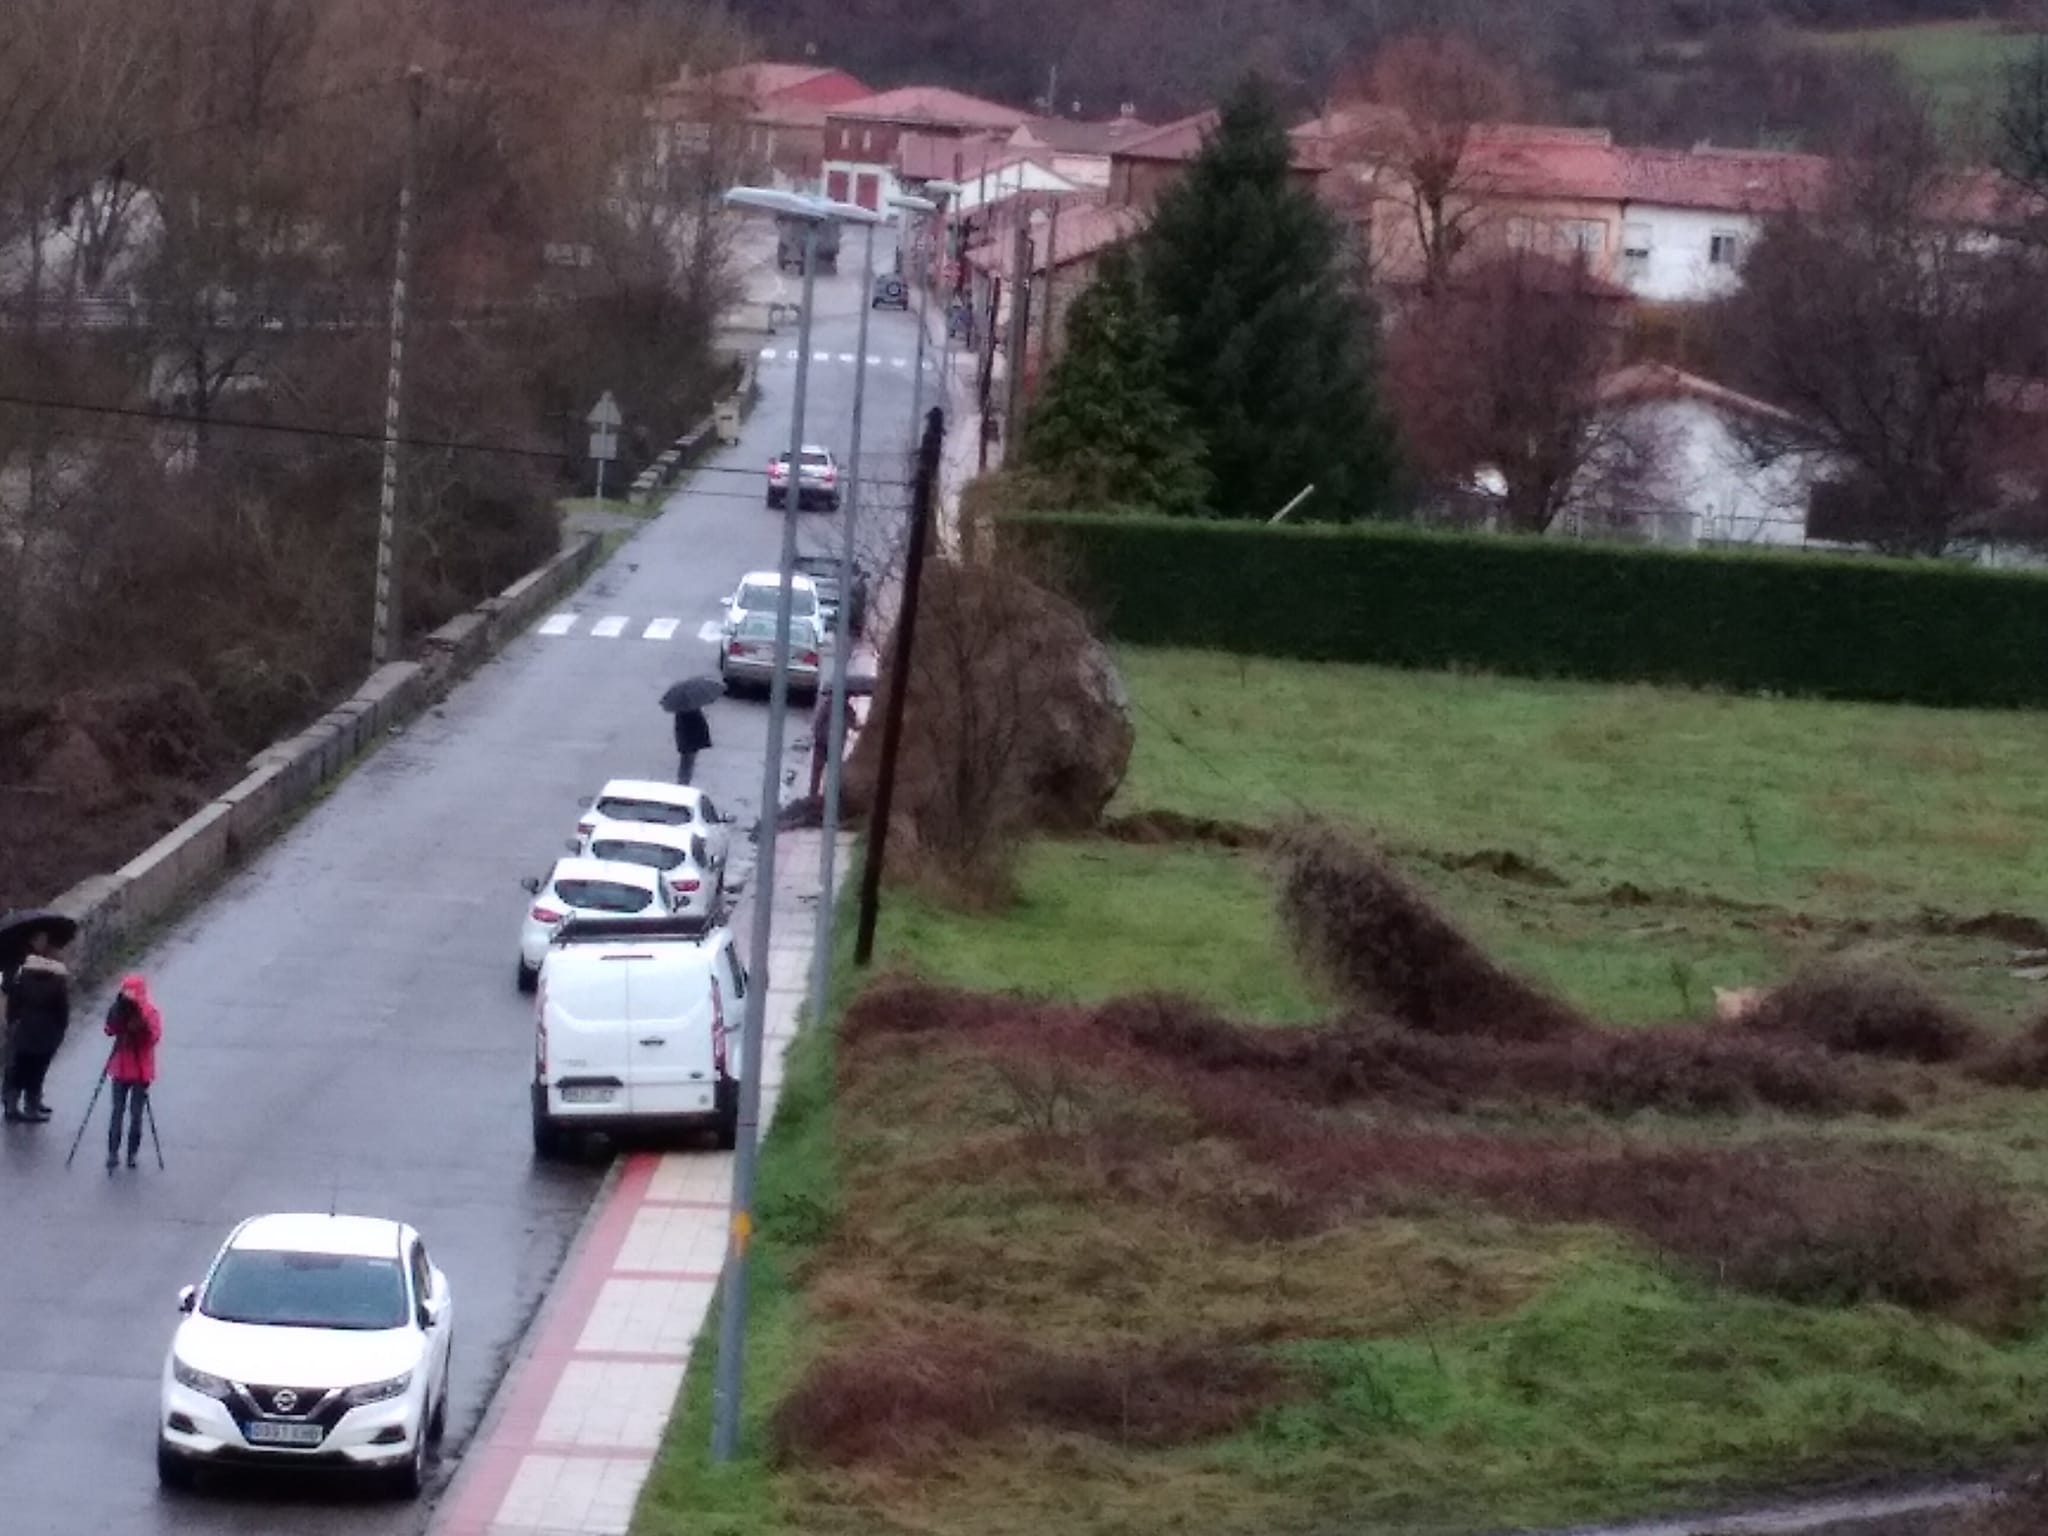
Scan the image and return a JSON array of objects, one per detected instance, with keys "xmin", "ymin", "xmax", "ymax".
[
  {"xmin": 1276, "ymin": 821, "xmax": 1585, "ymax": 1041},
  {"xmin": 1920, "ymin": 909, "xmax": 2048, "ymax": 950},
  {"xmin": 770, "ymin": 1322, "xmax": 1290, "ymax": 1468},
  {"xmin": 0, "ymin": 677, "xmax": 236, "ymax": 909},
  {"xmin": 1971, "ymin": 1014, "xmax": 2048, "ymax": 1089},
  {"xmin": 1744, "ymin": 963, "xmax": 1987, "ymax": 1064},
  {"xmin": 1100, "ymin": 809, "xmax": 1272, "ymax": 849},
  {"xmin": 1433, "ymin": 847, "xmax": 1567, "ymax": 887}
]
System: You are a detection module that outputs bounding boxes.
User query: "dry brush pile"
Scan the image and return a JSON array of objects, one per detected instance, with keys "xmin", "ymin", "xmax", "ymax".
[{"xmin": 771, "ymin": 823, "xmax": 2048, "ymax": 1478}]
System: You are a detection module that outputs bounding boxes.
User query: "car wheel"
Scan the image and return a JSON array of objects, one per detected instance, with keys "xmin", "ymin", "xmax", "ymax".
[
  {"xmin": 156, "ymin": 1442, "xmax": 197, "ymax": 1492},
  {"xmin": 516, "ymin": 959, "xmax": 538, "ymax": 994},
  {"xmin": 531, "ymin": 1102, "xmax": 572, "ymax": 1162},
  {"xmin": 386, "ymin": 1431, "xmax": 427, "ymax": 1500},
  {"xmin": 715, "ymin": 1083, "xmax": 739, "ymax": 1151}
]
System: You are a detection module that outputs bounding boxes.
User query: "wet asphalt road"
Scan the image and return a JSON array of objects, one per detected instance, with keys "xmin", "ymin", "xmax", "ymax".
[{"xmin": 0, "ymin": 254, "xmax": 926, "ymax": 1535}]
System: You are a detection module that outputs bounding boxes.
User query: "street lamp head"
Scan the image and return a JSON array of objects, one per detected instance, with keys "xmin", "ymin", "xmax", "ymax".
[
  {"xmin": 816, "ymin": 198, "xmax": 886, "ymax": 225},
  {"xmin": 923, "ymin": 179, "xmax": 963, "ymax": 200},
  {"xmin": 724, "ymin": 186, "xmax": 832, "ymax": 220},
  {"xmin": 888, "ymin": 192, "xmax": 938, "ymax": 215}
]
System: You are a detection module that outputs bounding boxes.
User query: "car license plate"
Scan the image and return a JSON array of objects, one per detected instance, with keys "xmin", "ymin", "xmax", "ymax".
[
  {"xmin": 245, "ymin": 1421, "xmax": 324, "ymax": 1447},
  {"xmin": 561, "ymin": 1086, "xmax": 617, "ymax": 1104}
]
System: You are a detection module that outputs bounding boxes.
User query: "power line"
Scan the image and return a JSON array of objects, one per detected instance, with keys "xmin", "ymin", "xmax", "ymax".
[{"xmin": 0, "ymin": 389, "xmax": 914, "ymax": 489}]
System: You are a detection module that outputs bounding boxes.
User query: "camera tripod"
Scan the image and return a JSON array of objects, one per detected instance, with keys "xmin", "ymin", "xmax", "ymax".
[{"xmin": 64, "ymin": 1051, "xmax": 163, "ymax": 1171}]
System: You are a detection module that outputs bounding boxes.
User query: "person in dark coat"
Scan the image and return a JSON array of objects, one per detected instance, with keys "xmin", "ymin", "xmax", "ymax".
[
  {"xmin": 809, "ymin": 686, "xmax": 859, "ymax": 801},
  {"xmin": 3, "ymin": 931, "xmax": 71, "ymax": 1123},
  {"xmin": 103, "ymin": 974, "xmax": 162, "ymax": 1172},
  {"xmin": 674, "ymin": 706, "xmax": 712, "ymax": 786}
]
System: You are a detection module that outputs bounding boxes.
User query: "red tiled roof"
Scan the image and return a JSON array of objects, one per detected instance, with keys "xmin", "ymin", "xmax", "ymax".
[
  {"xmin": 897, "ymin": 131, "xmax": 1015, "ymax": 182},
  {"xmin": 1596, "ymin": 363, "xmax": 1799, "ymax": 426},
  {"xmin": 1110, "ymin": 110, "xmax": 1218, "ymax": 163},
  {"xmin": 965, "ymin": 201, "xmax": 1147, "ymax": 276},
  {"xmin": 829, "ymin": 86, "xmax": 1027, "ymax": 129},
  {"xmin": 1618, "ymin": 147, "xmax": 1827, "ymax": 214},
  {"xmin": 702, "ymin": 63, "xmax": 870, "ymax": 106},
  {"xmin": 1015, "ymin": 114, "xmax": 1157, "ymax": 156}
]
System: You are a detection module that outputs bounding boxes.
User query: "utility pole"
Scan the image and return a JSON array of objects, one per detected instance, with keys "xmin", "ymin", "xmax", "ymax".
[
  {"xmin": 372, "ymin": 66, "xmax": 424, "ymax": 668},
  {"xmin": 808, "ymin": 217, "xmax": 878, "ymax": 1036},
  {"xmin": 709, "ymin": 203, "xmax": 825, "ymax": 1468},
  {"xmin": 1040, "ymin": 200, "xmax": 1062, "ymax": 375},
  {"xmin": 978, "ymin": 274, "xmax": 1002, "ymax": 473},
  {"xmin": 853, "ymin": 409, "xmax": 945, "ymax": 966}
]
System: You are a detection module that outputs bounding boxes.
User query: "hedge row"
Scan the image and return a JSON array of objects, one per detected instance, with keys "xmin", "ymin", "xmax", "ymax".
[{"xmin": 1004, "ymin": 513, "xmax": 2048, "ymax": 709}]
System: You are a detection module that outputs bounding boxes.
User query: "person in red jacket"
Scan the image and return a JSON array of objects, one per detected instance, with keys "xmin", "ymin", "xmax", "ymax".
[{"xmin": 103, "ymin": 975, "xmax": 161, "ymax": 1173}]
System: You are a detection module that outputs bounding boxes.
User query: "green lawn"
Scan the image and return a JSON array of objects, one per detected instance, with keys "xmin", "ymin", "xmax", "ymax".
[
  {"xmin": 636, "ymin": 650, "xmax": 2048, "ymax": 1536},
  {"xmin": 1807, "ymin": 18, "xmax": 2045, "ymax": 109}
]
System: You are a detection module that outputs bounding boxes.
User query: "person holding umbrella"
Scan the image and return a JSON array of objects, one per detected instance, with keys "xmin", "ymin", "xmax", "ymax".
[
  {"xmin": 0, "ymin": 910, "xmax": 77, "ymax": 1124},
  {"xmin": 662, "ymin": 678, "xmax": 721, "ymax": 786}
]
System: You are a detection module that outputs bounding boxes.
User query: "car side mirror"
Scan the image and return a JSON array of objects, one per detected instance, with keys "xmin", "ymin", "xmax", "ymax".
[
  {"xmin": 521, "ymin": 876, "xmax": 542, "ymax": 895},
  {"xmin": 564, "ymin": 838, "xmax": 581, "ymax": 854},
  {"xmin": 177, "ymin": 1285, "xmax": 197, "ymax": 1314},
  {"xmin": 418, "ymin": 1298, "xmax": 442, "ymax": 1331}
]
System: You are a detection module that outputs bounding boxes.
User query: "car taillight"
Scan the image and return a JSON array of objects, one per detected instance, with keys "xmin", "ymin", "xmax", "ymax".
[
  {"xmin": 711, "ymin": 978, "xmax": 727, "ymax": 1075},
  {"xmin": 820, "ymin": 467, "xmax": 837, "ymax": 483},
  {"xmin": 535, "ymin": 1005, "xmax": 548, "ymax": 1076},
  {"xmin": 676, "ymin": 878, "xmax": 701, "ymax": 893},
  {"xmin": 532, "ymin": 905, "xmax": 565, "ymax": 924},
  {"xmin": 727, "ymin": 640, "xmax": 744, "ymax": 655},
  {"xmin": 800, "ymin": 650, "xmax": 819, "ymax": 668}
]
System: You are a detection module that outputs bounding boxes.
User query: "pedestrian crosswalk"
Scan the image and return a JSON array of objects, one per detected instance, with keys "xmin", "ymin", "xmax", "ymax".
[
  {"xmin": 539, "ymin": 613, "xmax": 726, "ymax": 644},
  {"xmin": 757, "ymin": 347, "xmax": 933, "ymax": 371}
]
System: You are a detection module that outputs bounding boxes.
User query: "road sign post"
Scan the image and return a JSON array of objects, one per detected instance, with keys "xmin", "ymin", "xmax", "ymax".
[{"xmin": 588, "ymin": 391, "xmax": 621, "ymax": 508}]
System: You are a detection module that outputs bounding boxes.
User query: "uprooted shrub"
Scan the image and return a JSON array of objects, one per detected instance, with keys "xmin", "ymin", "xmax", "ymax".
[
  {"xmin": 843, "ymin": 557, "xmax": 1134, "ymax": 903},
  {"xmin": 1743, "ymin": 962, "xmax": 1987, "ymax": 1063},
  {"xmin": 1277, "ymin": 822, "xmax": 1586, "ymax": 1041},
  {"xmin": 769, "ymin": 1324, "xmax": 1289, "ymax": 1467}
]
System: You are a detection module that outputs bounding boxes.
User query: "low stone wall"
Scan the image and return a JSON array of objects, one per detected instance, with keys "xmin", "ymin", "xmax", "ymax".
[
  {"xmin": 52, "ymin": 532, "xmax": 606, "ymax": 979},
  {"xmin": 631, "ymin": 353, "xmax": 761, "ymax": 505}
]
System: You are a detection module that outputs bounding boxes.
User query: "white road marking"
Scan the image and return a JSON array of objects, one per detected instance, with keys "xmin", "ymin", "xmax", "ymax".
[
  {"xmin": 837, "ymin": 352, "xmax": 855, "ymax": 363},
  {"xmin": 867, "ymin": 355, "xmax": 881, "ymax": 366},
  {"xmin": 784, "ymin": 349, "xmax": 798, "ymax": 361},
  {"xmin": 758, "ymin": 346, "xmax": 776, "ymax": 360},
  {"xmin": 591, "ymin": 615, "xmax": 628, "ymax": 638},
  {"xmin": 539, "ymin": 613, "xmax": 577, "ymax": 636},
  {"xmin": 812, "ymin": 350, "xmax": 830, "ymax": 362},
  {"xmin": 889, "ymin": 357, "xmax": 906, "ymax": 368},
  {"xmin": 697, "ymin": 621, "xmax": 724, "ymax": 644},
  {"xmin": 643, "ymin": 618, "xmax": 681, "ymax": 641}
]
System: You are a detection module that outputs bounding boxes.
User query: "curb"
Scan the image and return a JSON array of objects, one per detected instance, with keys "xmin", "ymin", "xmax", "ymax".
[{"xmin": 50, "ymin": 532, "xmax": 606, "ymax": 982}]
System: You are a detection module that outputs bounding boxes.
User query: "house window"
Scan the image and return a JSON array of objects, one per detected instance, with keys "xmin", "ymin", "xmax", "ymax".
[
  {"xmin": 1559, "ymin": 219, "xmax": 1605, "ymax": 255},
  {"xmin": 1709, "ymin": 229, "xmax": 1741, "ymax": 266},
  {"xmin": 1506, "ymin": 216, "xmax": 1538, "ymax": 249},
  {"xmin": 1622, "ymin": 221, "xmax": 1651, "ymax": 261},
  {"xmin": 861, "ymin": 129, "xmax": 872, "ymax": 153}
]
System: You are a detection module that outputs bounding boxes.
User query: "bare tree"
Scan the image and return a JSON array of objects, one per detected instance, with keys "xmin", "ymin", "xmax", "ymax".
[
  {"xmin": 1386, "ymin": 249, "xmax": 1650, "ymax": 535},
  {"xmin": 1718, "ymin": 104, "xmax": 2048, "ymax": 557},
  {"xmin": 1335, "ymin": 30, "xmax": 1529, "ymax": 290}
]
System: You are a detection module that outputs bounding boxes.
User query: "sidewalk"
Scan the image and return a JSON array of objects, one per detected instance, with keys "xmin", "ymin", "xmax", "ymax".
[{"xmin": 432, "ymin": 829, "xmax": 854, "ymax": 1536}]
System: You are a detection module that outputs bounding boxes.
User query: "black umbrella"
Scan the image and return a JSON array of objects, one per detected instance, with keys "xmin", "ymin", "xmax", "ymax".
[
  {"xmin": 0, "ymin": 908, "xmax": 78, "ymax": 970},
  {"xmin": 661, "ymin": 677, "xmax": 722, "ymax": 713}
]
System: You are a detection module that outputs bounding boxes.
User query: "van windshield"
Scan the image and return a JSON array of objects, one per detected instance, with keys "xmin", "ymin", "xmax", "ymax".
[{"xmin": 553, "ymin": 879, "xmax": 655, "ymax": 913}]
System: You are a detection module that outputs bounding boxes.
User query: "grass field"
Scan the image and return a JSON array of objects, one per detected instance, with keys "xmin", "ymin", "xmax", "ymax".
[
  {"xmin": 1808, "ymin": 18, "xmax": 2045, "ymax": 110},
  {"xmin": 635, "ymin": 649, "xmax": 2048, "ymax": 1536}
]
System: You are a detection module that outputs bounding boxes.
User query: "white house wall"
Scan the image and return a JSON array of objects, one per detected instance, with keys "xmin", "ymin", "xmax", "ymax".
[
  {"xmin": 1617, "ymin": 203, "xmax": 1758, "ymax": 303},
  {"xmin": 1625, "ymin": 397, "xmax": 1821, "ymax": 547}
]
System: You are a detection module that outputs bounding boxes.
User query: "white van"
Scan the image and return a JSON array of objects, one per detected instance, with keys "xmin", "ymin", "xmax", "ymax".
[{"xmin": 530, "ymin": 915, "xmax": 750, "ymax": 1160}]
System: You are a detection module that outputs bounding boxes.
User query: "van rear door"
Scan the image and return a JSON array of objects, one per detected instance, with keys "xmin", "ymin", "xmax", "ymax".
[
  {"xmin": 540, "ymin": 950, "xmax": 637, "ymax": 1116},
  {"xmin": 626, "ymin": 948, "xmax": 721, "ymax": 1119}
]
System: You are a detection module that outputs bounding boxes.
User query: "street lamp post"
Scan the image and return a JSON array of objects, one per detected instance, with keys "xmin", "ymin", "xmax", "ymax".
[
  {"xmin": 890, "ymin": 191, "xmax": 938, "ymax": 432},
  {"xmin": 923, "ymin": 180, "xmax": 962, "ymax": 415},
  {"xmin": 806, "ymin": 197, "xmax": 880, "ymax": 1058},
  {"xmin": 709, "ymin": 185, "xmax": 880, "ymax": 1466}
]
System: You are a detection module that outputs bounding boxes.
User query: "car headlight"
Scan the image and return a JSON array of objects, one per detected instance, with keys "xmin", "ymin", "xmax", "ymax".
[
  {"xmin": 342, "ymin": 1372, "xmax": 412, "ymax": 1407},
  {"xmin": 172, "ymin": 1358, "xmax": 232, "ymax": 1399}
]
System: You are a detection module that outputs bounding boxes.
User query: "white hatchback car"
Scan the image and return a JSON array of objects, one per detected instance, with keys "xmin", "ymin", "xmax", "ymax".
[
  {"xmin": 575, "ymin": 780, "xmax": 734, "ymax": 873},
  {"xmin": 518, "ymin": 856, "xmax": 677, "ymax": 991},
  {"xmin": 720, "ymin": 570, "xmax": 821, "ymax": 642},
  {"xmin": 158, "ymin": 1213, "xmax": 453, "ymax": 1498},
  {"xmin": 573, "ymin": 818, "xmax": 724, "ymax": 915}
]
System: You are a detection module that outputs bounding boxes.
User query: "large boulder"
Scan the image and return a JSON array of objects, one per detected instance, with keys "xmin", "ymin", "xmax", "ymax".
[{"xmin": 843, "ymin": 562, "xmax": 1133, "ymax": 861}]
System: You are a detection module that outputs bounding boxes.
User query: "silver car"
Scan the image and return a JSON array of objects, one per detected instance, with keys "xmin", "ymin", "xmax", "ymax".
[{"xmin": 719, "ymin": 610, "xmax": 822, "ymax": 697}]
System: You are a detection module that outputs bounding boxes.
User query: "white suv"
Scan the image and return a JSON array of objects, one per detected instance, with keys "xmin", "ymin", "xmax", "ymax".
[
  {"xmin": 517, "ymin": 856, "xmax": 680, "ymax": 992},
  {"xmin": 766, "ymin": 444, "xmax": 840, "ymax": 510},
  {"xmin": 158, "ymin": 1213, "xmax": 454, "ymax": 1498},
  {"xmin": 531, "ymin": 914, "xmax": 750, "ymax": 1159}
]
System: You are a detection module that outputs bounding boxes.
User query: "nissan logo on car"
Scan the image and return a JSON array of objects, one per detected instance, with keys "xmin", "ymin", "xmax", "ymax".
[{"xmin": 271, "ymin": 1389, "xmax": 298, "ymax": 1413}]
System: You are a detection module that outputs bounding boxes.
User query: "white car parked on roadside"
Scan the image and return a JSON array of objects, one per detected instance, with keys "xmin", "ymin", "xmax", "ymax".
[
  {"xmin": 719, "ymin": 570, "xmax": 821, "ymax": 642},
  {"xmin": 571, "ymin": 818, "xmax": 724, "ymax": 915},
  {"xmin": 158, "ymin": 1213, "xmax": 454, "ymax": 1498},
  {"xmin": 517, "ymin": 857, "xmax": 679, "ymax": 992},
  {"xmin": 574, "ymin": 780, "xmax": 734, "ymax": 876}
]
